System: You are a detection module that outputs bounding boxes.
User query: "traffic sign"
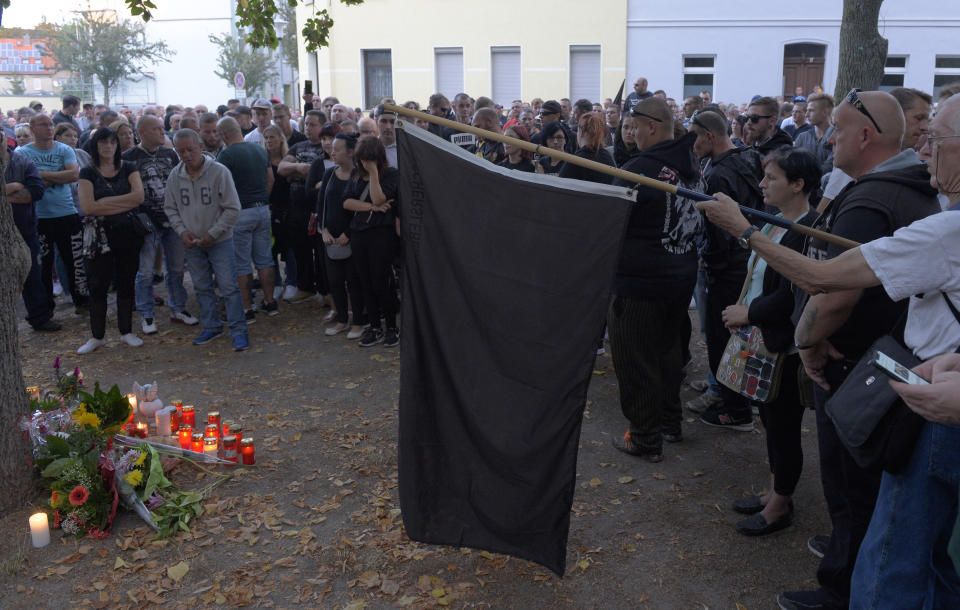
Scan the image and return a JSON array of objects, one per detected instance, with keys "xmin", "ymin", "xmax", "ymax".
[{"xmin": 234, "ymin": 72, "xmax": 246, "ymax": 90}]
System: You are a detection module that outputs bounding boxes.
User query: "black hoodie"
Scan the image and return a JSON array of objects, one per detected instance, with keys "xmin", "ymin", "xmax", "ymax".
[
  {"xmin": 701, "ymin": 146, "xmax": 765, "ymax": 273},
  {"xmin": 797, "ymin": 158, "xmax": 939, "ymax": 363},
  {"xmin": 754, "ymin": 127, "xmax": 794, "ymax": 157},
  {"xmin": 613, "ymin": 131, "xmax": 705, "ymax": 300}
]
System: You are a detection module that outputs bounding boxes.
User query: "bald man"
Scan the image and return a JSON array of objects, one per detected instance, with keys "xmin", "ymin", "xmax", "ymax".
[
  {"xmin": 215, "ymin": 116, "xmax": 278, "ymax": 320},
  {"xmin": 124, "ymin": 115, "xmax": 196, "ymax": 333},
  {"xmin": 706, "ymin": 89, "xmax": 940, "ymax": 610},
  {"xmin": 624, "ymin": 76, "xmax": 652, "ymax": 113},
  {"xmin": 469, "ymin": 107, "xmax": 504, "ymax": 164}
]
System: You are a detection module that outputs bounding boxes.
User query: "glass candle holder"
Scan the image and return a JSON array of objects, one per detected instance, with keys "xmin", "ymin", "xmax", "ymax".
[
  {"xmin": 221, "ymin": 419, "xmax": 234, "ymax": 439},
  {"xmin": 191, "ymin": 432, "xmax": 204, "ymax": 453},
  {"xmin": 240, "ymin": 437, "xmax": 255, "ymax": 465},
  {"xmin": 207, "ymin": 410, "xmax": 221, "ymax": 430},
  {"xmin": 178, "ymin": 425, "xmax": 193, "ymax": 449},
  {"xmin": 134, "ymin": 422, "xmax": 148, "ymax": 439},
  {"xmin": 203, "ymin": 436, "xmax": 218, "ymax": 456},
  {"xmin": 182, "ymin": 406, "xmax": 196, "ymax": 428},
  {"xmin": 228, "ymin": 424, "xmax": 243, "ymax": 444},
  {"xmin": 205, "ymin": 423, "xmax": 220, "ymax": 441},
  {"xmin": 222, "ymin": 435, "xmax": 238, "ymax": 463}
]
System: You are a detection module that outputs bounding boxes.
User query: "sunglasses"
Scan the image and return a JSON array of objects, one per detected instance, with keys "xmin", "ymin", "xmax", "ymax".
[
  {"xmin": 746, "ymin": 114, "xmax": 773, "ymax": 123},
  {"xmin": 845, "ymin": 88, "xmax": 883, "ymax": 134},
  {"xmin": 630, "ymin": 110, "xmax": 663, "ymax": 123}
]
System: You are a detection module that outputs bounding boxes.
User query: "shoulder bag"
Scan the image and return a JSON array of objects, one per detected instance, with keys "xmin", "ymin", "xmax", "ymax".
[
  {"xmin": 324, "ymin": 182, "xmax": 366, "ymax": 261},
  {"xmin": 825, "ymin": 293, "xmax": 960, "ymax": 474},
  {"xmin": 716, "ymin": 245, "xmax": 786, "ymax": 404}
]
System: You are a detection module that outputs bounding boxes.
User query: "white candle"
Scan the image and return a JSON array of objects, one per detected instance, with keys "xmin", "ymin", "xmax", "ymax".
[
  {"xmin": 155, "ymin": 407, "xmax": 174, "ymax": 436},
  {"xmin": 30, "ymin": 513, "xmax": 50, "ymax": 548}
]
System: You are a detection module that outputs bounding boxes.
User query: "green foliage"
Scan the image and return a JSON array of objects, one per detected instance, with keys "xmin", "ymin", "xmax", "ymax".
[
  {"xmin": 279, "ymin": 1, "xmax": 298, "ymax": 68},
  {"xmin": 208, "ymin": 32, "xmax": 276, "ymax": 96},
  {"xmin": 40, "ymin": 13, "xmax": 174, "ymax": 105},
  {"xmin": 78, "ymin": 383, "xmax": 134, "ymax": 435},
  {"xmin": 5, "ymin": 73, "xmax": 25, "ymax": 95},
  {"xmin": 123, "ymin": 0, "xmax": 364, "ymax": 54}
]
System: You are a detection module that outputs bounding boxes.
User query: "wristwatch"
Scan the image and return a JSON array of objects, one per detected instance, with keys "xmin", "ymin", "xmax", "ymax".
[{"xmin": 738, "ymin": 226, "xmax": 759, "ymax": 249}]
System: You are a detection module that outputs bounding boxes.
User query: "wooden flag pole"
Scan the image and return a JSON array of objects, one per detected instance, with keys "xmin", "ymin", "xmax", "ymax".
[{"xmin": 383, "ymin": 103, "xmax": 860, "ymax": 250}]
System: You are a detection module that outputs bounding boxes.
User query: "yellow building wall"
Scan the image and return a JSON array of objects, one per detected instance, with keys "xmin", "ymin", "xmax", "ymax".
[{"xmin": 296, "ymin": 0, "xmax": 626, "ymax": 108}]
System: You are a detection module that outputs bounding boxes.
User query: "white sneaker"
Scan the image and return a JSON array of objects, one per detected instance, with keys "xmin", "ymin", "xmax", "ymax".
[
  {"xmin": 346, "ymin": 326, "xmax": 364, "ymax": 340},
  {"xmin": 77, "ymin": 338, "xmax": 105, "ymax": 354},
  {"xmin": 53, "ymin": 280, "xmax": 64, "ymax": 296},
  {"xmin": 273, "ymin": 286, "xmax": 283, "ymax": 300},
  {"xmin": 142, "ymin": 318, "xmax": 158, "ymax": 335},
  {"xmin": 120, "ymin": 333, "xmax": 144, "ymax": 347},
  {"xmin": 326, "ymin": 323, "xmax": 348, "ymax": 336},
  {"xmin": 282, "ymin": 285, "xmax": 298, "ymax": 300},
  {"xmin": 171, "ymin": 310, "xmax": 199, "ymax": 326}
]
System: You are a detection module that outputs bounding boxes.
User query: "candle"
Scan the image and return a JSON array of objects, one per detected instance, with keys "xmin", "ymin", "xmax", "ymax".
[
  {"xmin": 182, "ymin": 406, "xmax": 195, "ymax": 428},
  {"xmin": 221, "ymin": 419, "xmax": 234, "ymax": 439},
  {"xmin": 26, "ymin": 385, "xmax": 40, "ymax": 400},
  {"xmin": 178, "ymin": 425, "xmax": 193, "ymax": 449},
  {"xmin": 203, "ymin": 436, "xmax": 218, "ymax": 457},
  {"xmin": 169, "ymin": 407, "xmax": 179, "ymax": 434},
  {"xmin": 240, "ymin": 437, "xmax": 255, "ymax": 465},
  {"xmin": 155, "ymin": 407, "xmax": 175, "ymax": 437},
  {"xmin": 127, "ymin": 394, "xmax": 138, "ymax": 417},
  {"xmin": 205, "ymin": 423, "xmax": 220, "ymax": 441},
  {"xmin": 207, "ymin": 411, "xmax": 221, "ymax": 434},
  {"xmin": 171, "ymin": 399, "xmax": 183, "ymax": 411},
  {"xmin": 191, "ymin": 432, "xmax": 204, "ymax": 453},
  {"xmin": 222, "ymin": 435, "xmax": 238, "ymax": 463},
  {"xmin": 135, "ymin": 422, "xmax": 148, "ymax": 439},
  {"xmin": 229, "ymin": 424, "xmax": 243, "ymax": 444},
  {"xmin": 30, "ymin": 512, "xmax": 50, "ymax": 548}
]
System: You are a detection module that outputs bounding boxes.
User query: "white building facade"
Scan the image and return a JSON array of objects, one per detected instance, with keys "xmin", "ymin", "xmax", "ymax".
[{"xmin": 627, "ymin": 0, "xmax": 960, "ymax": 105}]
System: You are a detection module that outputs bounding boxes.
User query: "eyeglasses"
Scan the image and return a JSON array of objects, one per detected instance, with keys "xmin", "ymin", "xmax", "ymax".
[
  {"xmin": 630, "ymin": 110, "xmax": 663, "ymax": 123},
  {"xmin": 845, "ymin": 89, "xmax": 883, "ymax": 134},
  {"xmin": 923, "ymin": 134, "xmax": 960, "ymax": 148},
  {"xmin": 746, "ymin": 114, "xmax": 773, "ymax": 123}
]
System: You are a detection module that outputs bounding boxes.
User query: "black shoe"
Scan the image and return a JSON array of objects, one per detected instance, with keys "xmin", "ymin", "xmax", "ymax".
[
  {"xmin": 736, "ymin": 509, "xmax": 793, "ymax": 536},
  {"xmin": 732, "ymin": 495, "xmax": 765, "ymax": 515},
  {"xmin": 152, "ymin": 273, "xmax": 164, "ymax": 285},
  {"xmin": 154, "ymin": 295, "xmax": 165, "ymax": 306},
  {"xmin": 261, "ymin": 300, "xmax": 279, "ymax": 316},
  {"xmin": 807, "ymin": 534, "xmax": 829, "ymax": 559},
  {"xmin": 777, "ymin": 589, "xmax": 845, "ymax": 610},
  {"xmin": 244, "ymin": 309, "xmax": 257, "ymax": 324},
  {"xmin": 33, "ymin": 320, "xmax": 62, "ymax": 332},
  {"xmin": 662, "ymin": 431, "xmax": 682, "ymax": 443},
  {"xmin": 699, "ymin": 406, "xmax": 754, "ymax": 432},
  {"xmin": 611, "ymin": 432, "xmax": 663, "ymax": 463},
  {"xmin": 383, "ymin": 327, "xmax": 399, "ymax": 347},
  {"xmin": 359, "ymin": 328, "xmax": 384, "ymax": 347}
]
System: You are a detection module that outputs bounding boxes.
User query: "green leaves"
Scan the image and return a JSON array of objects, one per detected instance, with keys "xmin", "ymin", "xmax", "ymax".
[
  {"xmin": 41, "ymin": 457, "xmax": 72, "ymax": 479},
  {"xmin": 208, "ymin": 33, "xmax": 277, "ymax": 97},
  {"xmin": 231, "ymin": 0, "xmax": 364, "ymax": 54},
  {"xmin": 141, "ymin": 445, "xmax": 171, "ymax": 500}
]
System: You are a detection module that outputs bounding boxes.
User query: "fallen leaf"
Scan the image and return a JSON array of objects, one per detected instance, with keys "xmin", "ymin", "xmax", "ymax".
[
  {"xmin": 431, "ymin": 587, "xmax": 446, "ymax": 598},
  {"xmin": 357, "ymin": 570, "xmax": 380, "ymax": 588},
  {"xmin": 736, "ymin": 604, "xmax": 747, "ymax": 610},
  {"xmin": 77, "ymin": 545, "xmax": 92, "ymax": 555},
  {"xmin": 380, "ymin": 579, "xmax": 400, "ymax": 596},
  {"xmin": 617, "ymin": 476, "xmax": 635, "ymax": 484},
  {"xmin": 397, "ymin": 596, "xmax": 417, "ymax": 606},
  {"xmin": 167, "ymin": 561, "xmax": 190, "ymax": 583},
  {"xmin": 588, "ymin": 477, "xmax": 601, "ymax": 487},
  {"xmin": 114, "ymin": 557, "xmax": 132, "ymax": 570},
  {"xmin": 343, "ymin": 600, "xmax": 366, "ymax": 610},
  {"xmin": 344, "ymin": 383, "xmax": 359, "ymax": 389},
  {"xmin": 577, "ymin": 559, "xmax": 590, "ymax": 571},
  {"xmin": 652, "ymin": 473, "xmax": 666, "ymax": 480}
]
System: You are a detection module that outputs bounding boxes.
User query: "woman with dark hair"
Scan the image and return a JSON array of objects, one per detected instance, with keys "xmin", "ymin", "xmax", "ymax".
[
  {"xmin": 559, "ymin": 112, "xmax": 615, "ymax": 184},
  {"xmin": 535, "ymin": 121, "xmax": 567, "ymax": 175},
  {"xmin": 614, "ymin": 115, "xmax": 640, "ymax": 167},
  {"xmin": 75, "ymin": 127, "xmax": 145, "ymax": 354},
  {"xmin": 343, "ymin": 135, "xmax": 400, "ymax": 348},
  {"xmin": 499, "ymin": 124, "xmax": 535, "ymax": 172},
  {"xmin": 721, "ymin": 146, "xmax": 821, "ymax": 536},
  {"xmin": 318, "ymin": 122, "xmax": 341, "ymax": 171},
  {"xmin": 110, "ymin": 120, "xmax": 136, "ymax": 153},
  {"xmin": 320, "ymin": 133, "xmax": 366, "ymax": 338}
]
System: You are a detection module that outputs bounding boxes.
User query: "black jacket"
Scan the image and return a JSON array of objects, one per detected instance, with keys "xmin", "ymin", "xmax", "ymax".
[
  {"xmin": 754, "ymin": 127, "xmax": 794, "ymax": 157},
  {"xmin": 701, "ymin": 146, "xmax": 765, "ymax": 274},
  {"xmin": 747, "ymin": 209, "xmax": 818, "ymax": 353},
  {"xmin": 558, "ymin": 147, "xmax": 615, "ymax": 184},
  {"xmin": 613, "ymin": 132, "xmax": 705, "ymax": 301}
]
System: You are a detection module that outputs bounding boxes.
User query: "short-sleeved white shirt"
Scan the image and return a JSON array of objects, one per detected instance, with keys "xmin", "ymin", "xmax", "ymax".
[{"xmin": 860, "ymin": 210, "xmax": 960, "ymax": 359}]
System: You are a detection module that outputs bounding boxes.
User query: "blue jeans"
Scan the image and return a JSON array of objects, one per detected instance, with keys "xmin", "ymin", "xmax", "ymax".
[
  {"xmin": 693, "ymin": 266, "xmax": 721, "ymax": 394},
  {"xmin": 135, "ymin": 226, "xmax": 188, "ymax": 319},
  {"xmin": 850, "ymin": 421, "xmax": 960, "ymax": 609},
  {"xmin": 232, "ymin": 205, "xmax": 273, "ymax": 277},
  {"xmin": 183, "ymin": 238, "xmax": 247, "ymax": 338}
]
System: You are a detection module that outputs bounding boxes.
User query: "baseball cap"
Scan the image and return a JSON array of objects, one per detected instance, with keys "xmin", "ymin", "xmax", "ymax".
[
  {"xmin": 234, "ymin": 104, "xmax": 252, "ymax": 115},
  {"xmin": 250, "ymin": 98, "xmax": 272, "ymax": 110}
]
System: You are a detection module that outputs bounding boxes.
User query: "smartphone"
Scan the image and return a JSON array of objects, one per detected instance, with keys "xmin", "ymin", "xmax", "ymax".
[
  {"xmin": 304, "ymin": 80, "xmax": 313, "ymax": 95},
  {"xmin": 873, "ymin": 351, "xmax": 929, "ymax": 385}
]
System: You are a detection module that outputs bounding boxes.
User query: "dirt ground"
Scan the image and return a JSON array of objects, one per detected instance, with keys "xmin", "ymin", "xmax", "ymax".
[{"xmin": 0, "ymin": 283, "xmax": 830, "ymax": 609}]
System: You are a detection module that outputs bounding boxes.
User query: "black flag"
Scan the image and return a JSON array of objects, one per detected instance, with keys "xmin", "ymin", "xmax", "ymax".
[{"xmin": 396, "ymin": 124, "xmax": 633, "ymax": 576}]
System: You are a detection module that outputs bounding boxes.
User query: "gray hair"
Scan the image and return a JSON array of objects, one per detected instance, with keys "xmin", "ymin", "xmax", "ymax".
[{"xmin": 172, "ymin": 128, "xmax": 201, "ymax": 147}]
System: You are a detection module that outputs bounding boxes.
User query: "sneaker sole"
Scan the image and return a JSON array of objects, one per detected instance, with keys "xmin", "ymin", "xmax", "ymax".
[
  {"xmin": 193, "ymin": 333, "xmax": 224, "ymax": 345},
  {"xmin": 807, "ymin": 537, "xmax": 827, "ymax": 559},
  {"xmin": 359, "ymin": 338, "xmax": 384, "ymax": 347},
  {"xmin": 699, "ymin": 418, "xmax": 754, "ymax": 432},
  {"xmin": 245, "ymin": 317, "xmax": 257, "ymax": 325}
]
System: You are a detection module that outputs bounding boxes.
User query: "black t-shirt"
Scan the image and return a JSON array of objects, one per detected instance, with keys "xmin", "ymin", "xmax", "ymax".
[
  {"xmin": 269, "ymin": 163, "xmax": 291, "ymax": 211},
  {"xmin": 286, "ymin": 141, "xmax": 326, "ymax": 208},
  {"xmin": 122, "ymin": 146, "xmax": 180, "ymax": 227},
  {"xmin": 216, "ymin": 142, "xmax": 270, "ymax": 206},
  {"xmin": 537, "ymin": 156, "xmax": 564, "ymax": 175},
  {"xmin": 80, "ymin": 162, "xmax": 141, "ymax": 249},
  {"xmin": 287, "ymin": 130, "xmax": 307, "ymax": 148},
  {"xmin": 499, "ymin": 158, "xmax": 535, "ymax": 172},
  {"xmin": 319, "ymin": 167, "xmax": 353, "ymax": 237},
  {"xmin": 345, "ymin": 167, "xmax": 400, "ymax": 232},
  {"xmin": 557, "ymin": 147, "xmax": 615, "ymax": 184}
]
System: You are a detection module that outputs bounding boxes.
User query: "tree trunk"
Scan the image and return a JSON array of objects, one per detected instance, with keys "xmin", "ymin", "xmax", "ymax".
[
  {"xmin": 101, "ymin": 75, "xmax": 111, "ymax": 107},
  {"xmin": 0, "ymin": 158, "xmax": 37, "ymax": 513},
  {"xmin": 834, "ymin": 0, "xmax": 888, "ymax": 100}
]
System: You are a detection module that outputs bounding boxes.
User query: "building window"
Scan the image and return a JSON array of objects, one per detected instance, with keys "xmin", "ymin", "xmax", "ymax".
[
  {"xmin": 880, "ymin": 55, "xmax": 907, "ymax": 92},
  {"xmin": 934, "ymin": 56, "xmax": 960, "ymax": 99},
  {"xmin": 362, "ymin": 49, "xmax": 392, "ymax": 109},
  {"xmin": 683, "ymin": 55, "xmax": 714, "ymax": 100},
  {"xmin": 569, "ymin": 44, "xmax": 601, "ymax": 102},
  {"xmin": 434, "ymin": 47, "xmax": 463, "ymax": 100},
  {"xmin": 490, "ymin": 46, "xmax": 520, "ymax": 107}
]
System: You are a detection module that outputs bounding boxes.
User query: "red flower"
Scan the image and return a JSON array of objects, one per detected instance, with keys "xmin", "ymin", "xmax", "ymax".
[{"xmin": 68, "ymin": 485, "xmax": 89, "ymax": 506}]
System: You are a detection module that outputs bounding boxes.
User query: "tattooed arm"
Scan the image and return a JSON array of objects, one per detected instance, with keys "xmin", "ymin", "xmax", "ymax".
[{"xmin": 794, "ymin": 290, "xmax": 862, "ymax": 390}]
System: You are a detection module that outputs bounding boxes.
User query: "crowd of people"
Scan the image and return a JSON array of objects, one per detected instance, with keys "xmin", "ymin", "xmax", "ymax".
[{"xmin": 7, "ymin": 74, "xmax": 960, "ymax": 608}]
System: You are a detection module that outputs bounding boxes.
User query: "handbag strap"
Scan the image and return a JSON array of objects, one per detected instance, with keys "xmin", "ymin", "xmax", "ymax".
[{"xmin": 735, "ymin": 223, "xmax": 778, "ymax": 305}]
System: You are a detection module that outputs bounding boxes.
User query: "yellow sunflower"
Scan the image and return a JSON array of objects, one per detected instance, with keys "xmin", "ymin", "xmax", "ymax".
[
  {"xmin": 134, "ymin": 451, "xmax": 147, "ymax": 467},
  {"xmin": 73, "ymin": 408, "xmax": 101, "ymax": 429},
  {"xmin": 123, "ymin": 469, "xmax": 143, "ymax": 487}
]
